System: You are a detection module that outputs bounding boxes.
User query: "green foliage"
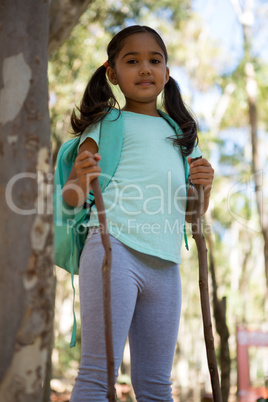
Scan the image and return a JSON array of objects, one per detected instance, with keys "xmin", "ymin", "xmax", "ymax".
[
  {"xmin": 256, "ymin": 62, "xmax": 268, "ymax": 128},
  {"xmin": 53, "ymin": 326, "xmax": 81, "ymax": 378},
  {"xmin": 86, "ymin": 0, "xmax": 192, "ymax": 33},
  {"xmin": 219, "ymin": 55, "xmax": 268, "ymax": 132},
  {"xmin": 49, "ymin": 17, "xmax": 112, "ymax": 151}
]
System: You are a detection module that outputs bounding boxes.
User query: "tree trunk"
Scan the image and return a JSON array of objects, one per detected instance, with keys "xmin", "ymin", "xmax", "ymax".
[
  {"xmin": 239, "ymin": 233, "xmax": 252, "ymax": 324},
  {"xmin": 244, "ymin": 59, "xmax": 268, "ymax": 293},
  {"xmin": 0, "ymin": 2, "xmax": 55, "ymax": 401},
  {"xmin": 49, "ymin": 0, "xmax": 94, "ymax": 54},
  {"xmin": 41, "ymin": 288, "xmax": 56, "ymax": 402}
]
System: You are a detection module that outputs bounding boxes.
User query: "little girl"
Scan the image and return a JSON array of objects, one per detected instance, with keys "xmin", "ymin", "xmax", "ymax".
[{"xmin": 63, "ymin": 25, "xmax": 214, "ymax": 402}]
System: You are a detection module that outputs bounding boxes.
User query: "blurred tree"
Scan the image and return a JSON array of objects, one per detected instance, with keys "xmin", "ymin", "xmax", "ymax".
[
  {"xmin": 230, "ymin": 0, "xmax": 268, "ymax": 296},
  {"xmin": 49, "ymin": 0, "xmax": 95, "ymax": 54},
  {"xmin": 0, "ymin": 2, "xmax": 55, "ymax": 402}
]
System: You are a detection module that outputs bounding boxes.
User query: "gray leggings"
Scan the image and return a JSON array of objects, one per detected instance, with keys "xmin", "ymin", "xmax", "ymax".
[{"xmin": 70, "ymin": 228, "xmax": 181, "ymax": 401}]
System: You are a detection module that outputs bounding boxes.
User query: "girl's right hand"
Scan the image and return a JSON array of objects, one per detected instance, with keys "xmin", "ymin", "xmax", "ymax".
[
  {"xmin": 62, "ymin": 138, "xmax": 101, "ymax": 207},
  {"xmin": 74, "ymin": 151, "xmax": 101, "ymax": 188}
]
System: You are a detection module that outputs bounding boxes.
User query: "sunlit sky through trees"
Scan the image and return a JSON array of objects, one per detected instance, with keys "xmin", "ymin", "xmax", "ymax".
[{"xmin": 171, "ymin": 0, "xmax": 268, "ymax": 179}]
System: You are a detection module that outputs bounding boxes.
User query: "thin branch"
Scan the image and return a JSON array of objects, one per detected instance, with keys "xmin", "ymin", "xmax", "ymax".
[
  {"xmin": 91, "ymin": 178, "xmax": 116, "ymax": 402},
  {"xmin": 191, "ymin": 161, "xmax": 222, "ymax": 401}
]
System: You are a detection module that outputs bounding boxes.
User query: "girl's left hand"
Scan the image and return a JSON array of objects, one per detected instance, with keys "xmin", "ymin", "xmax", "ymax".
[{"xmin": 187, "ymin": 156, "xmax": 214, "ymax": 199}]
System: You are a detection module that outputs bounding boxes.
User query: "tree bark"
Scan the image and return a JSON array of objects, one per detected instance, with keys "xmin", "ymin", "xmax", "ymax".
[
  {"xmin": 0, "ymin": 1, "xmax": 55, "ymax": 401},
  {"xmin": 49, "ymin": 0, "xmax": 94, "ymax": 54}
]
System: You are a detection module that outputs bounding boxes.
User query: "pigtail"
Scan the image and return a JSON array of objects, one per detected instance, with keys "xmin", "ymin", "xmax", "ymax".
[
  {"xmin": 71, "ymin": 65, "xmax": 120, "ymax": 136},
  {"xmin": 163, "ymin": 76, "xmax": 198, "ymax": 157}
]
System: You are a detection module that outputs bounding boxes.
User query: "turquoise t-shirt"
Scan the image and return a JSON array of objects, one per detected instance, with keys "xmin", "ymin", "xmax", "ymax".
[{"xmin": 80, "ymin": 111, "xmax": 202, "ymax": 264}]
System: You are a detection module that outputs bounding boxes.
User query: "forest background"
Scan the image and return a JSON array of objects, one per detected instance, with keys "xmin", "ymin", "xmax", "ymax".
[{"xmin": 0, "ymin": 0, "xmax": 267, "ymax": 401}]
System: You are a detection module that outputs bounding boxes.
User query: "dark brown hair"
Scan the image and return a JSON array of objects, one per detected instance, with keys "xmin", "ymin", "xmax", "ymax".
[{"xmin": 71, "ymin": 25, "xmax": 198, "ymax": 156}]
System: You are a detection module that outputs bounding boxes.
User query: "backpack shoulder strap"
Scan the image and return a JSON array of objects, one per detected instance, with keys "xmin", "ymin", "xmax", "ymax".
[
  {"xmin": 86, "ymin": 109, "xmax": 124, "ymax": 204},
  {"xmin": 54, "ymin": 137, "xmax": 80, "ymax": 188},
  {"xmin": 158, "ymin": 109, "xmax": 189, "ymax": 184},
  {"xmin": 56, "ymin": 109, "xmax": 124, "ymax": 193},
  {"xmin": 54, "ymin": 137, "xmax": 81, "ymax": 223},
  {"xmin": 98, "ymin": 109, "xmax": 124, "ymax": 190},
  {"xmin": 158, "ymin": 109, "xmax": 190, "ymax": 250}
]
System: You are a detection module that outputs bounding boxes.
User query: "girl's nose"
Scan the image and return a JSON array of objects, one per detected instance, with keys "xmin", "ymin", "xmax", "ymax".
[{"xmin": 139, "ymin": 63, "xmax": 151, "ymax": 76}]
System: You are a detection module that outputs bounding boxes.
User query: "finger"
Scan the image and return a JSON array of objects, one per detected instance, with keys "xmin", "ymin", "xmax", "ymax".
[
  {"xmin": 190, "ymin": 158, "xmax": 211, "ymax": 168},
  {"xmin": 76, "ymin": 150, "xmax": 95, "ymax": 161},
  {"xmin": 94, "ymin": 153, "xmax": 101, "ymax": 161},
  {"xmin": 190, "ymin": 165, "xmax": 212, "ymax": 172},
  {"xmin": 187, "ymin": 156, "xmax": 193, "ymax": 165},
  {"xmin": 190, "ymin": 172, "xmax": 213, "ymax": 181},
  {"xmin": 75, "ymin": 156, "xmax": 99, "ymax": 169},
  {"xmin": 190, "ymin": 167, "xmax": 214, "ymax": 177}
]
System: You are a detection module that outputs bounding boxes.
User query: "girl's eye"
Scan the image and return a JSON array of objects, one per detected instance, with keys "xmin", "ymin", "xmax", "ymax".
[
  {"xmin": 151, "ymin": 59, "xmax": 161, "ymax": 64},
  {"xmin": 127, "ymin": 60, "xmax": 137, "ymax": 64}
]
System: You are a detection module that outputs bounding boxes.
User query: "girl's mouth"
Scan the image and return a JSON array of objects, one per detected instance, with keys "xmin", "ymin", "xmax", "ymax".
[{"xmin": 136, "ymin": 81, "xmax": 153, "ymax": 86}]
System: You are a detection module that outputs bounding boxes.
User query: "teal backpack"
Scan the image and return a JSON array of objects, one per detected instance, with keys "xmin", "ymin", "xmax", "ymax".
[
  {"xmin": 54, "ymin": 108, "xmax": 191, "ymax": 347},
  {"xmin": 54, "ymin": 109, "xmax": 123, "ymax": 276}
]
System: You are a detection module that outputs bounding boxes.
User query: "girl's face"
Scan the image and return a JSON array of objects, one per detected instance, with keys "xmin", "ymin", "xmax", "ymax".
[{"xmin": 107, "ymin": 33, "xmax": 169, "ymax": 114}]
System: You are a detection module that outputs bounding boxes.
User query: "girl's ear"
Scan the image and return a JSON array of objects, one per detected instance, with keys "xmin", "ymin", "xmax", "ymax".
[
  {"xmin": 106, "ymin": 66, "xmax": 118, "ymax": 85},
  {"xmin": 165, "ymin": 67, "xmax": 170, "ymax": 84}
]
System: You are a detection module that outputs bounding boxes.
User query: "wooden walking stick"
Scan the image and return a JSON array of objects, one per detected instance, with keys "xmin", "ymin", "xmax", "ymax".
[
  {"xmin": 190, "ymin": 157, "xmax": 222, "ymax": 402},
  {"xmin": 91, "ymin": 178, "xmax": 116, "ymax": 402}
]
